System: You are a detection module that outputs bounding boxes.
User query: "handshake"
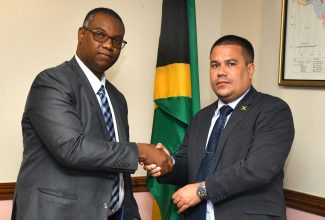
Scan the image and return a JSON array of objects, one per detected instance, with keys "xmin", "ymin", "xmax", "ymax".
[{"xmin": 137, "ymin": 143, "xmax": 173, "ymax": 176}]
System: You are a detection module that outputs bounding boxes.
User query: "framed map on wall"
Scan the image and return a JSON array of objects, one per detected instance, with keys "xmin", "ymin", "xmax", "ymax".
[{"xmin": 278, "ymin": 0, "xmax": 325, "ymax": 86}]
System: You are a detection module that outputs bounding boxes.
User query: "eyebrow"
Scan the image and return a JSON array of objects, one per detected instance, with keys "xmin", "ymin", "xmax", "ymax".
[
  {"xmin": 210, "ymin": 58, "xmax": 238, "ymax": 64},
  {"xmin": 90, "ymin": 28, "xmax": 124, "ymax": 37},
  {"xmin": 89, "ymin": 27, "xmax": 105, "ymax": 32},
  {"xmin": 224, "ymin": 58, "xmax": 238, "ymax": 63}
]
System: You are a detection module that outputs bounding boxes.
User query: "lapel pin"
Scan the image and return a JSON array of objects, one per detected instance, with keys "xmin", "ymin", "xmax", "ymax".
[{"xmin": 240, "ymin": 105, "xmax": 248, "ymax": 111}]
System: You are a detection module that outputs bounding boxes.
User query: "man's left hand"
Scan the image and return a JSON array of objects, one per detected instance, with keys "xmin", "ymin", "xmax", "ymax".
[{"xmin": 172, "ymin": 182, "xmax": 202, "ymax": 214}]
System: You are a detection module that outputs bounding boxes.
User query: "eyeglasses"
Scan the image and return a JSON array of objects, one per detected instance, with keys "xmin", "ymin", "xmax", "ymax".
[{"xmin": 83, "ymin": 27, "xmax": 127, "ymax": 49}]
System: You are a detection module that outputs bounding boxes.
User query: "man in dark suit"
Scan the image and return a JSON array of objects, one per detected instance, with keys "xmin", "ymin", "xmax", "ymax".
[
  {"xmin": 12, "ymin": 7, "xmax": 172, "ymax": 220},
  {"xmin": 146, "ymin": 35, "xmax": 294, "ymax": 219}
]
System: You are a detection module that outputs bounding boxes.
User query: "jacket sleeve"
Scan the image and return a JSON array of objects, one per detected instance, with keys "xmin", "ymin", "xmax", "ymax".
[{"xmin": 23, "ymin": 68, "xmax": 139, "ymax": 174}]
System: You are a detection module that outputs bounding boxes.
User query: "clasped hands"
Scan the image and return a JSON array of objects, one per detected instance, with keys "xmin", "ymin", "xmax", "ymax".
[
  {"xmin": 139, "ymin": 144, "xmax": 202, "ymax": 213},
  {"xmin": 137, "ymin": 143, "xmax": 173, "ymax": 176}
]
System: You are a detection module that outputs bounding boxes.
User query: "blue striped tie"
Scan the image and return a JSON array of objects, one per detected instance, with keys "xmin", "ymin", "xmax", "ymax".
[
  {"xmin": 97, "ymin": 85, "xmax": 119, "ymax": 210},
  {"xmin": 191, "ymin": 105, "xmax": 233, "ymax": 219}
]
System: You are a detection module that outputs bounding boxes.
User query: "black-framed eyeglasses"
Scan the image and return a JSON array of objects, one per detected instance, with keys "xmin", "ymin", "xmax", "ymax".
[{"xmin": 83, "ymin": 27, "xmax": 127, "ymax": 49}]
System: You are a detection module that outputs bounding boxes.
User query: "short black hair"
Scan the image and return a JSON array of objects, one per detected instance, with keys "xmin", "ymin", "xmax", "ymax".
[
  {"xmin": 83, "ymin": 7, "xmax": 124, "ymax": 30},
  {"xmin": 210, "ymin": 35, "xmax": 254, "ymax": 64}
]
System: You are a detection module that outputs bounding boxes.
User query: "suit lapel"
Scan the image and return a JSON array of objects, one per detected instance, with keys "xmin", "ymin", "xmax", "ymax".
[
  {"xmin": 213, "ymin": 88, "xmax": 256, "ymax": 169},
  {"xmin": 69, "ymin": 58, "xmax": 112, "ymax": 141},
  {"xmin": 194, "ymin": 102, "xmax": 218, "ymax": 175}
]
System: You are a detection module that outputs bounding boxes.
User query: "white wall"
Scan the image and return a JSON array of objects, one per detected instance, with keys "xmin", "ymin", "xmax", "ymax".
[{"xmin": 1, "ymin": 0, "xmax": 324, "ymax": 199}]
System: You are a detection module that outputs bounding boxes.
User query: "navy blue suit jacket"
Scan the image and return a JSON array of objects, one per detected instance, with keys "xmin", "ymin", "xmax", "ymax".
[{"xmin": 160, "ymin": 87, "xmax": 294, "ymax": 220}]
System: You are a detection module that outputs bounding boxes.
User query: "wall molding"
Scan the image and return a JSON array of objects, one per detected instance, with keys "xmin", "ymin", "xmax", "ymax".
[
  {"xmin": 1, "ymin": 177, "xmax": 324, "ymax": 217},
  {"xmin": 284, "ymin": 188, "xmax": 325, "ymax": 217},
  {"xmin": 131, "ymin": 176, "xmax": 148, "ymax": 192},
  {"xmin": 0, "ymin": 182, "xmax": 15, "ymax": 200}
]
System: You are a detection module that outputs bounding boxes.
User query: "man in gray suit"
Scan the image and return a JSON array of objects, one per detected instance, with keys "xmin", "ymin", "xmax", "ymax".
[
  {"xmin": 12, "ymin": 7, "xmax": 172, "ymax": 220},
  {"xmin": 146, "ymin": 35, "xmax": 294, "ymax": 219}
]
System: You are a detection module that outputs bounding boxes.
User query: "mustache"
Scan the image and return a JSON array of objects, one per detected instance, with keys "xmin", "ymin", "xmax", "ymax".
[{"xmin": 216, "ymin": 76, "xmax": 231, "ymax": 84}]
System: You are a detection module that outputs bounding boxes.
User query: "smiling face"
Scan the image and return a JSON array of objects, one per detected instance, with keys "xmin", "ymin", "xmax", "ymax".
[
  {"xmin": 210, "ymin": 44, "xmax": 255, "ymax": 103},
  {"xmin": 76, "ymin": 12, "xmax": 125, "ymax": 78}
]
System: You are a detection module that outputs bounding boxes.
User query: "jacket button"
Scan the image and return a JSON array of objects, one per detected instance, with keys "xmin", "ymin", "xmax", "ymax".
[{"xmin": 102, "ymin": 202, "xmax": 108, "ymax": 209}]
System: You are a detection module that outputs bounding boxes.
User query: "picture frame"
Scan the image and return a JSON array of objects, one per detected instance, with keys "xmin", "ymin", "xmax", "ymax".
[{"xmin": 278, "ymin": 0, "xmax": 325, "ymax": 87}]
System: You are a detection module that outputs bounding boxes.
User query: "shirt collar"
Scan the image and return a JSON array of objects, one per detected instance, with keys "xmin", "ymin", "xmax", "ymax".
[{"xmin": 75, "ymin": 55, "xmax": 106, "ymax": 94}]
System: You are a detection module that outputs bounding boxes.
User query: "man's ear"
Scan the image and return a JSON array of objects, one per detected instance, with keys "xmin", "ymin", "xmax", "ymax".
[
  {"xmin": 77, "ymin": 27, "xmax": 84, "ymax": 44},
  {"xmin": 247, "ymin": 63, "xmax": 255, "ymax": 79}
]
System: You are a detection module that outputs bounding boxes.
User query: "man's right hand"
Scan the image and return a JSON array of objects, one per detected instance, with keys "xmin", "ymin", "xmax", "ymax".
[{"xmin": 137, "ymin": 143, "xmax": 173, "ymax": 176}]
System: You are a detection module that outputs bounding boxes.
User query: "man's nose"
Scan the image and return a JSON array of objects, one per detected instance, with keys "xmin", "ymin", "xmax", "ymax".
[{"xmin": 217, "ymin": 65, "xmax": 226, "ymax": 76}]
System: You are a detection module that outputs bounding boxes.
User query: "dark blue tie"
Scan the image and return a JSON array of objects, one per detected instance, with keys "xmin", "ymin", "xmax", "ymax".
[
  {"xmin": 97, "ymin": 85, "xmax": 119, "ymax": 211},
  {"xmin": 191, "ymin": 105, "xmax": 233, "ymax": 220},
  {"xmin": 98, "ymin": 85, "xmax": 116, "ymax": 142}
]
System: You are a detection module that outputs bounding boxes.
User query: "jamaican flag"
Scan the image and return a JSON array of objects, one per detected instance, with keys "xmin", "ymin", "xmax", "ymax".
[{"xmin": 147, "ymin": 0, "xmax": 200, "ymax": 219}]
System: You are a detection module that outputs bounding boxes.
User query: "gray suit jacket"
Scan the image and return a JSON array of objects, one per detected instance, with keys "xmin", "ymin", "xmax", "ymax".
[
  {"xmin": 160, "ymin": 87, "xmax": 294, "ymax": 220},
  {"xmin": 12, "ymin": 57, "xmax": 140, "ymax": 220}
]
